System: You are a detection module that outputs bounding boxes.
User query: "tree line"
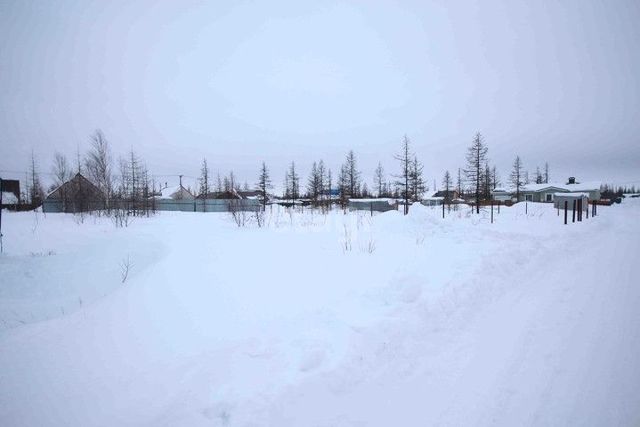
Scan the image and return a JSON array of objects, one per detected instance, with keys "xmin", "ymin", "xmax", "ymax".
[{"xmin": 21, "ymin": 129, "xmax": 556, "ymax": 216}]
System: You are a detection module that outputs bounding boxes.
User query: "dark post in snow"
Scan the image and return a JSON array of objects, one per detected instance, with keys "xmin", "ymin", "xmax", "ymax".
[
  {"xmin": 370, "ymin": 202, "xmax": 373, "ymax": 217},
  {"xmin": 586, "ymin": 200, "xmax": 589, "ymax": 219},
  {"xmin": 491, "ymin": 201, "xmax": 494, "ymax": 224},
  {"xmin": 525, "ymin": 202, "xmax": 528, "ymax": 215},
  {"xmin": 579, "ymin": 199, "xmax": 583, "ymax": 222},
  {"xmin": 0, "ymin": 177, "xmax": 3, "ymax": 253},
  {"xmin": 572, "ymin": 200, "xmax": 576, "ymax": 223},
  {"xmin": 564, "ymin": 200, "xmax": 568, "ymax": 225},
  {"xmin": 442, "ymin": 200, "xmax": 445, "ymax": 219}
]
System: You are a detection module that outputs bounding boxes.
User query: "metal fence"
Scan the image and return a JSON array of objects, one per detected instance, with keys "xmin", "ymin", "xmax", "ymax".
[{"xmin": 42, "ymin": 198, "xmax": 261, "ymax": 213}]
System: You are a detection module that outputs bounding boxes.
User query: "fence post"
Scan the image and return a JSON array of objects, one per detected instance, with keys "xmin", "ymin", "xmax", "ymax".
[
  {"xmin": 0, "ymin": 178, "xmax": 3, "ymax": 253},
  {"xmin": 564, "ymin": 200, "xmax": 568, "ymax": 225},
  {"xmin": 491, "ymin": 201, "xmax": 494, "ymax": 224},
  {"xmin": 526, "ymin": 202, "xmax": 528, "ymax": 215},
  {"xmin": 572, "ymin": 200, "xmax": 576, "ymax": 223},
  {"xmin": 370, "ymin": 202, "xmax": 373, "ymax": 217},
  {"xmin": 442, "ymin": 200, "xmax": 445, "ymax": 219},
  {"xmin": 586, "ymin": 200, "xmax": 589, "ymax": 219},
  {"xmin": 577, "ymin": 199, "xmax": 581, "ymax": 222}
]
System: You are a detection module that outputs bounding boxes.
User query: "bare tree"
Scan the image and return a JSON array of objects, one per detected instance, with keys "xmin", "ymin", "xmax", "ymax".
[
  {"xmin": 199, "ymin": 158, "xmax": 210, "ymax": 197},
  {"xmin": 28, "ymin": 150, "xmax": 45, "ymax": 206},
  {"xmin": 464, "ymin": 132, "xmax": 488, "ymax": 214},
  {"xmin": 544, "ymin": 162, "xmax": 550, "ymax": 184},
  {"xmin": 535, "ymin": 166, "xmax": 543, "ymax": 184},
  {"xmin": 374, "ymin": 162, "xmax": 385, "ymax": 197},
  {"xmin": 342, "ymin": 150, "xmax": 361, "ymax": 198},
  {"xmin": 409, "ymin": 156, "xmax": 425, "ymax": 202},
  {"xmin": 306, "ymin": 161, "xmax": 321, "ymax": 203},
  {"xmin": 394, "ymin": 135, "xmax": 412, "ymax": 215},
  {"xmin": 338, "ymin": 163, "xmax": 349, "ymax": 208},
  {"xmin": 491, "ymin": 166, "xmax": 500, "ymax": 190},
  {"xmin": 456, "ymin": 168, "xmax": 463, "ymax": 198},
  {"xmin": 52, "ymin": 152, "xmax": 70, "ymax": 187},
  {"xmin": 256, "ymin": 161, "xmax": 272, "ymax": 210},
  {"xmin": 317, "ymin": 160, "xmax": 326, "ymax": 207},
  {"xmin": 285, "ymin": 162, "xmax": 300, "ymax": 202},
  {"xmin": 442, "ymin": 170, "xmax": 452, "ymax": 202},
  {"xmin": 85, "ymin": 130, "xmax": 113, "ymax": 207},
  {"xmin": 510, "ymin": 155, "xmax": 524, "ymax": 201}
]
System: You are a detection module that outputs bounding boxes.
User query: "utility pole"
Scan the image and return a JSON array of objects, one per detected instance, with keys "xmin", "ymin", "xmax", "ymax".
[{"xmin": 179, "ymin": 174, "xmax": 183, "ymax": 189}]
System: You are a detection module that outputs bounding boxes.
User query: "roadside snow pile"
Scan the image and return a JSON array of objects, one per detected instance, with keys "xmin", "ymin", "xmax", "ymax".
[{"xmin": 1, "ymin": 201, "xmax": 639, "ymax": 426}]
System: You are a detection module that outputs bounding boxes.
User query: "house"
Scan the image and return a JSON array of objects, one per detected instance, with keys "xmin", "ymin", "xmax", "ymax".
[
  {"xmin": 518, "ymin": 177, "xmax": 601, "ymax": 203},
  {"xmin": 43, "ymin": 173, "xmax": 106, "ymax": 213}
]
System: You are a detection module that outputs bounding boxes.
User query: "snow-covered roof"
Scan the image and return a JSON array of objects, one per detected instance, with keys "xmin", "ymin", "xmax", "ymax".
[
  {"xmin": 423, "ymin": 196, "xmax": 445, "ymax": 201},
  {"xmin": 159, "ymin": 185, "xmax": 182, "ymax": 199},
  {"xmin": 522, "ymin": 181, "xmax": 600, "ymax": 192},
  {"xmin": 492, "ymin": 188, "xmax": 509, "ymax": 193},
  {"xmin": 1, "ymin": 191, "xmax": 18, "ymax": 204}
]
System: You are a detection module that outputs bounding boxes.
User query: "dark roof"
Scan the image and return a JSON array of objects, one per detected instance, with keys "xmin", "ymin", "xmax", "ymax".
[{"xmin": 46, "ymin": 173, "xmax": 105, "ymax": 201}]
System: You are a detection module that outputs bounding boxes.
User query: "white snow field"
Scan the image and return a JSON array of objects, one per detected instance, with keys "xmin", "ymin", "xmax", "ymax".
[{"xmin": 0, "ymin": 200, "xmax": 639, "ymax": 426}]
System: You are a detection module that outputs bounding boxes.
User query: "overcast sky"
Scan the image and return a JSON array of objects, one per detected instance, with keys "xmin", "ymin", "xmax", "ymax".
[{"xmin": 1, "ymin": 0, "xmax": 639, "ymax": 191}]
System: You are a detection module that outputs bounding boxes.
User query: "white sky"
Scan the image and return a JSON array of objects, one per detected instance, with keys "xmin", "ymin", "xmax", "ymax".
[{"xmin": 1, "ymin": 0, "xmax": 639, "ymax": 191}]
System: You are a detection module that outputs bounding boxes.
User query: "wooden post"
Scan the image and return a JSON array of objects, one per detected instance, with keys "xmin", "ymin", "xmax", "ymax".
[
  {"xmin": 526, "ymin": 202, "xmax": 528, "ymax": 215},
  {"xmin": 572, "ymin": 200, "xmax": 576, "ymax": 223},
  {"xmin": 564, "ymin": 201, "xmax": 568, "ymax": 224},
  {"xmin": 491, "ymin": 201, "xmax": 494, "ymax": 224},
  {"xmin": 370, "ymin": 202, "xmax": 373, "ymax": 217},
  {"xmin": 586, "ymin": 201, "xmax": 589, "ymax": 219},
  {"xmin": 442, "ymin": 200, "xmax": 445, "ymax": 219},
  {"xmin": 0, "ymin": 178, "xmax": 3, "ymax": 253},
  {"xmin": 578, "ymin": 199, "xmax": 582, "ymax": 221}
]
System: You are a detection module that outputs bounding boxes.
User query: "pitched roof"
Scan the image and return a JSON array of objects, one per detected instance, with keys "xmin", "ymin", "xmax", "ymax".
[{"xmin": 522, "ymin": 181, "xmax": 600, "ymax": 192}]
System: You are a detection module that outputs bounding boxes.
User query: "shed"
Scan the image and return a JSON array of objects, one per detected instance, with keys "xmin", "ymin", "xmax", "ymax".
[{"xmin": 553, "ymin": 193, "xmax": 589, "ymax": 212}]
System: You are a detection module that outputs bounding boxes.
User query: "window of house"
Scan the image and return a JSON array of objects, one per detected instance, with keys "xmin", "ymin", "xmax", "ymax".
[
  {"xmin": 546, "ymin": 194, "xmax": 553, "ymax": 202},
  {"xmin": 525, "ymin": 194, "xmax": 533, "ymax": 201}
]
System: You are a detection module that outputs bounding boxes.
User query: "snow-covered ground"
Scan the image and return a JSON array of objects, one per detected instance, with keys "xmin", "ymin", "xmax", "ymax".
[{"xmin": 0, "ymin": 200, "xmax": 639, "ymax": 426}]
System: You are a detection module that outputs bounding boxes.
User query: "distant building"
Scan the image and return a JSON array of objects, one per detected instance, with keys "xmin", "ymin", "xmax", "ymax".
[
  {"xmin": 500, "ymin": 177, "xmax": 600, "ymax": 203},
  {"xmin": 158, "ymin": 184, "xmax": 194, "ymax": 200},
  {"xmin": 491, "ymin": 188, "xmax": 514, "ymax": 202},
  {"xmin": 43, "ymin": 173, "xmax": 105, "ymax": 213}
]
